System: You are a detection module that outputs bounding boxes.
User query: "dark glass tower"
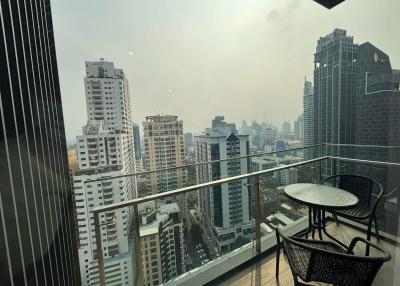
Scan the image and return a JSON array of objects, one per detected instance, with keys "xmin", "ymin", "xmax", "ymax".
[
  {"xmin": 313, "ymin": 29, "xmax": 358, "ymax": 148},
  {"xmin": 133, "ymin": 123, "xmax": 141, "ymax": 161},
  {"xmin": 0, "ymin": 0, "xmax": 79, "ymax": 285},
  {"xmin": 354, "ymin": 42, "xmax": 400, "ymax": 236}
]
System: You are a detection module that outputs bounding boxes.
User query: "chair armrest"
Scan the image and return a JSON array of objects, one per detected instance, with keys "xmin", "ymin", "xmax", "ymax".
[
  {"xmin": 382, "ymin": 186, "xmax": 399, "ymax": 199},
  {"xmin": 369, "ymin": 181, "xmax": 384, "ymax": 215},
  {"xmin": 347, "ymin": 237, "xmax": 391, "ymax": 261}
]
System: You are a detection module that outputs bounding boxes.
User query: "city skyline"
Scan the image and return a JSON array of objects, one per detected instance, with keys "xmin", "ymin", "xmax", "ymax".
[
  {"xmin": 1, "ymin": 1, "xmax": 399, "ymax": 285},
  {"xmin": 52, "ymin": 0, "xmax": 400, "ymax": 142}
]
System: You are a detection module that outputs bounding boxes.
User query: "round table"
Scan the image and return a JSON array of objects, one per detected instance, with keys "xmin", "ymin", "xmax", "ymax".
[{"xmin": 284, "ymin": 183, "xmax": 359, "ymax": 246}]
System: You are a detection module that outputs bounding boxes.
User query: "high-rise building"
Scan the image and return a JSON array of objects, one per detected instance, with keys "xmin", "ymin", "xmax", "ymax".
[
  {"xmin": 195, "ymin": 119, "xmax": 252, "ymax": 254},
  {"xmin": 133, "ymin": 123, "xmax": 143, "ymax": 171},
  {"xmin": 85, "ymin": 59, "xmax": 132, "ymax": 133},
  {"xmin": 281, "ymin": 121, "xmax": 291, "ymax": 135},
  {"xmin": 239, "ymin": 120, "xmax": 250, "ymax": 135},
  {"xmin": 138, "ymin": 202, "xmax": 185, "ymax": 286},
  {"xmin": 0, "ymin": 0, "xmax": 79, "ymax": 285},
  {"xmin": 133, "ymin": 123, "xmax": 141, "ymax": 160},
  {"xmin": 309, "ymin": 30, "xmax": 400, "ymax": 233},
  {"xmin": 73, "ymin": 60, "xmax": 136, "ymax": 286},
  {"xmin": 313, "ymin": 29, "xmax": 357, "ymax": 148},
  {"xmin": 303, "ymin": 79, "xmax": 314, "ymax": 147},
  {"xmin": 184, "ymin": 132, "xmax": 193, "ymax": 155},
  {"xmin": 293, "ymin": 114, "xmax": 304, "ymax": 141},
  {"xmin": 212, "ymin": 115, "xmax": 237, "ymax": 133},
  {"xmin": 143, "ymin": 115, "xmax": 186, "ymax": 217},
  {"xmin": 355, "ymin": 42, "xmax": 400, "ymax": 147},
  {"xmin": 354, "ymin": 42, "xmax": 400, "ymax": 232}
]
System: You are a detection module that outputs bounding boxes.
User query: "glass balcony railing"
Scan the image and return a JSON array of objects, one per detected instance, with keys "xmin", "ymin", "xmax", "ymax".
[{"xmin": 87, "ymin": 144, "xmax": 399, "ymax": 286}]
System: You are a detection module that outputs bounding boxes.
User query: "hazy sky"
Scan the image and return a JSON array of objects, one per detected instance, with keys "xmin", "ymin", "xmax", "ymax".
[{"xmin": 52, "ymin": 0, "xmax": 400, "ymax": 142}]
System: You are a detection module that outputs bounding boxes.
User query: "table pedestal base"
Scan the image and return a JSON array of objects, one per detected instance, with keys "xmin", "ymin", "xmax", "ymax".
[{"xmin": 297, "ymin": 207, "xmax": 348, "ymax": 249}]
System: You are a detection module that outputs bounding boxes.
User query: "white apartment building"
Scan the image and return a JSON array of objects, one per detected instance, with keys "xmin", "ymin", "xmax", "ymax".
[
  {"xmin": 195, "ymin": 124, "xmax": 253, "ymax": 254},
  {"xmin": 73, "ymin": 60, "xmax": 136, "ymax": 286},
  {"xmin": 85, "ymin": 59, "xmax": 132, "ymax": 133},
  {"xmin": 139, "ymin": 202, "xmax": 185, "ymax": 286},
  {"xmin": 142, "ymin": 115, "xmax": 187, "ymax": 219}
]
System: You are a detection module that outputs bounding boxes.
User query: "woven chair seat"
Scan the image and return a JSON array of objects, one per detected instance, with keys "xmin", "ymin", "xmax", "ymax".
[
  {"xmin": 333, "ymin": 206, "xmax": 370, "ymax": 219},
  {"xmin": 285, "ymin": 239, "xmax": 346, "ymax": 279},
  {"xmin": 276, "ymin": 228, "xmax": 391, "ymax": 286}
]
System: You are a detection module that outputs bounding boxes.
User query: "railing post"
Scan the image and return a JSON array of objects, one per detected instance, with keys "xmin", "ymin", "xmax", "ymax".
[
  {"xmin": 254, "ymin": 175, "xmax": 261, "ymax": 255},
  {"xmin": 94, "ymin": 211, "xmax": 105, "ymax": 286},
  {"xmin": 317, "ymin": 160, "xmax": 322, "ymax": 184},
  {"xmin": 133, "ymin": 204, "xmax": 144, "ymax": 286},
  {"xmin": 331, "ymin": 157, "xmax": 337, "ymax": 177}
]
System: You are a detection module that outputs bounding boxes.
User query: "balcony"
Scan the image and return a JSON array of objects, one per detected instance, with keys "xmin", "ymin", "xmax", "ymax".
[{"xmin": 89, "ymin": 144, "xmax": 399, "ymax": 286}]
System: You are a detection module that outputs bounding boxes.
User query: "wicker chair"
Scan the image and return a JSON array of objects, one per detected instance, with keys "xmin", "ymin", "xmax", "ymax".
[
  {"xmin": 275, "ymin": 228, "xmax": 391, "ymax": 286},
  {"xmin": 321, "ymin": 175, "xmax": 384, "ymax": 242}
]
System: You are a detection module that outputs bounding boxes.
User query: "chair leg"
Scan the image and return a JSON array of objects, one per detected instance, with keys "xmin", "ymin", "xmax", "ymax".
[
  {"xmin": 275, "ymin": 231, "xmax": 280, "ymax": 279},
  {"xmin": 275, "ymin": 244, "xmax": 280, "ymax": 279},
  {"xmin": 366, "ymin": 218, "xmax": 372, "ymax": 256},
  {"xmin": 311, "ymin": 209, "xmax": 316, "ymax": 239},
  {"xmin": 292, "ymin": 274, "xmax": 300, "ymax": 286},
  {"xmin": 373, "ymin": 214, "xmax": 380, "ymax": 241},
  {"xmin": 333, "ymin": 214, "xmax": 339, "ymax": 226}
]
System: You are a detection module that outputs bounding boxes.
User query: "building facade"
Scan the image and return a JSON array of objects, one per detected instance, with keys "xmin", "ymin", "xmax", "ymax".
[
  {"xmin": 133, "ymin": 123, "xmax": 143, "ymax": 172},
  {"xmin": 195, "ymin": 122, "xmax": 252, "ymax": 254},
  {"xmin": 0, "ymin": 0, "xmax": 79, "ymax": 284},
  {"xmin": 303, "ymin": 79, "xmax": 314, "ymax": 147},
  {"xmin": 354, "ymin": 42, "xmax": 400, "ymax": 234},
  {"xmin": 281, "ymin": 121, "xmax": 291, "ymax": 135},
  {"xmin": 73, "ymin": 60, "xmax": 136, "ymax": 285},
  {"xmin": 184, "ymin": 132, "xmax": 193, "ymax": 155},
  {"xmin": 293, "ymin": 114, "xmax": 304, "ymax": 141},
  {"xmin": 142, "ymin": 115, "xmax": 186, "ymax": 217},
  {"xmin": 139, "ymin": 202, "xmax": 185, "ymax": 286},
  {"xmin": 309, "ymin": 29, "xmax": 400, "ymax": 234},
  {"xmin": 313, "ymin": 29, "xmax": 358, "ymax": 148}
]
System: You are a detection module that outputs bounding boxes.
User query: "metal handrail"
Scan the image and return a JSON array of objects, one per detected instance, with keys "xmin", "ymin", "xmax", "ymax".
[
  {"xmin": 325, "ymin": 143, "xmax": 400, "ymax": 148},
  {"xmin": 92, "ymin": 152, "xmax": 400, "ymax": 286},
  {"xmin": 84, "ymin": 143, "xmax": 324, "ymax": 183},
  {"xmin": 330, "ymin": 156, "xmax": 400, "ymax": 167},
  {"xmin": 93, "ymin": 156, "xmax": 400, "ymax": 214},
  {"xmin": 93, "ymin": 155, "xmax": 328, "ymax": 286},
  {"xmin": 93, "ymin": 156, "xmax": 327, "ymax": 213},
  {"xmin": 83, "ymin": 143, "xmax": 400, "ymax": 184}
]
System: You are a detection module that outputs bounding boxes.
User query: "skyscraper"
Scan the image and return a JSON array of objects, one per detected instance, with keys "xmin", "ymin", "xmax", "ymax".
[
  {"xmin": 293, "ymin": 114, "xmax": 304, "ymax": 141},
  {"xmin": 355, "ymin": 42, "xmax": 400, "ymax": 147},
  {"xmin": 354, "ymin": 42, "xmax": 400, "ymax": 232},
  {"xmin": 0, "ymin": 0, "xmax": 79, "ymax": 284},
  {"xmin": 73, "ymin": 60, "xmax": 136, "ymax": 285},
  {"xmin": 310, "ymin": 30, "xmax": 400, "ymax": 229},
  {"xmin": 143, "ymin": 115, "xmax": 186, "ymax": 217},
  {"xmin": 281, "ymin": 121, "xmax": 291, "ymax": 135},
  {"xmin": 133, "ymin": 123, "xmax": 142, "ymax": 160},
  {"xmin": 239, "ymin": 120, "xmax": 250, "ymax": 135},
  {"xmin": 184, "ymin": 132, "xmax": 193, "ymax": 155},
  {"xmin": 195, "ymin": 118, "xmax": 252, "ymax": 254},
  {"xmin": 211, "ymin": 115, "xmax": 237, "ymax": 133},
  {"xmin": 84, "ymin": 59, "xmax": 132, "ymax": 132},
  {"xmin": 313, "ymin": 29, "xmax": 357, "ymax": 147},
  {"xmin": 303, "ymin": 79, "xmax": 314, "ymax": 147},
  {"xmin": 133, "ymin": 123, "xmax": 143, "ymax": 171}
]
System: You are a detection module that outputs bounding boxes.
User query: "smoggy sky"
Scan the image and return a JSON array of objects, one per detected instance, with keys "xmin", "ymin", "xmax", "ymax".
[{"xmin": 51, "ymin": 0, "xmax": 400, "ymax": 142}]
